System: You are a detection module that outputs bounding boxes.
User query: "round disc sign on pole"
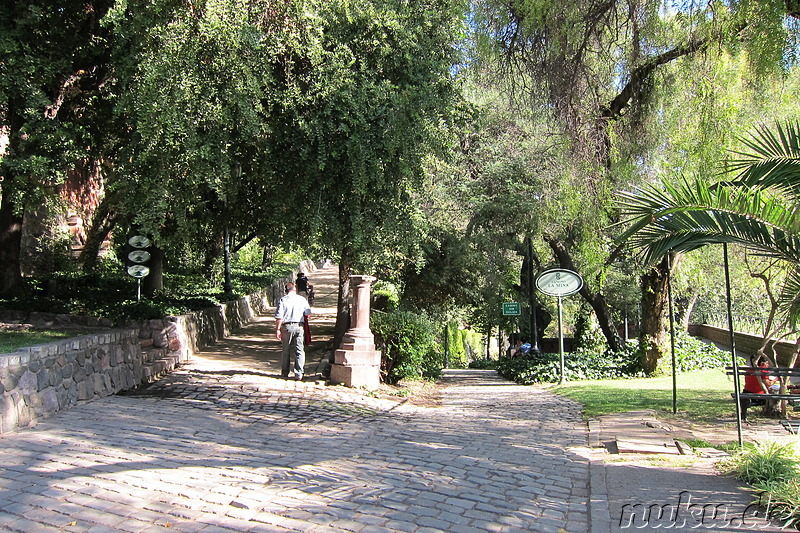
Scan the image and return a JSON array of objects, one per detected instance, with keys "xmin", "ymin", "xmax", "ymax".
[
  {"xmin": 535, "ymin": 269, "xmax": 583, "ymax": 297},
  {"xmin": 127, "ymin": 265, "xmax": 150, "ymax": 278},
  {"xmin": 128, "ymin": 235, "xmax": 151, "ymax": 249},
  {"xmin": 127, "ymin": 235, "xmax": 151, "ymax": 301},
  {"xmin": 127, "ymin": 250, "xmax": 151, "ymax": 263},
  {"xmin": 535, "ymin": 269, "xmax": 583, "ymax": 385}
]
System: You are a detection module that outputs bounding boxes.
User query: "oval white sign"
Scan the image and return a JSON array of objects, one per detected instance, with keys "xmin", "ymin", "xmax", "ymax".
[
  {"xmin": 127, "ymin": 265, "xmax": 151, "ymax": 278},
  {"xmin": 128, "ymin": 250, "xmax": 151, "ymax": 263},
  {"xmin": 535, "ymin": 269, "xmax": 583, "ymax": 297},
  {"xmin": 128, "ymin": 235, "xmax": 151, "ymax": 248}
]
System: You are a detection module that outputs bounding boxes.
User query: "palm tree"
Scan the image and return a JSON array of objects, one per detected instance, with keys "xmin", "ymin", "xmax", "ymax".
[{"xmin": 615, "ymin": 121, "xmax": 800, "ymax": 329}]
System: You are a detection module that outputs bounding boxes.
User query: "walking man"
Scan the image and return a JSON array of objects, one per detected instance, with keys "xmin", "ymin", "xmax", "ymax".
[{"xmin": 275, "ymin": 282, "xmax": 312, "ymax": 380}]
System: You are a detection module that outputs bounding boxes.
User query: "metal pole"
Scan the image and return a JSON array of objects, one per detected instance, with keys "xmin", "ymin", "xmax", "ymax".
[
  {"xmin": 667, "ymin": 253, "xmax": 677, "ymax": 414},
  {"xmin": 724, "ymin": 243, "xmax": 744, "ymax": 447},
  {"xmin": 558, "ymin": 295, "xmax": 565, "ymax": 384},
  {"xmin": 624, "ymin": 309, "xmax": 629, "ymax": 342},
  {"xmin": 137, "ymin": 278, "xmax": 141, "ymax": 302}
]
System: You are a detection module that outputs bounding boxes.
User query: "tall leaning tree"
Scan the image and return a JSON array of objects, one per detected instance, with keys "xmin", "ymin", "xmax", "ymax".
[{"xmin": 473, "ymin": 0, "xmax": 800, "ymax": 368}]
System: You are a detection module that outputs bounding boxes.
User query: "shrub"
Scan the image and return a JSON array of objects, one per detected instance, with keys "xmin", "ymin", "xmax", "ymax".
[
  {"xmin": 373, "ymin": 281, "xmax": 400, "ymax": 312},
  {"xmin": 728, "ymin": 440, "xmax": 800, "ymax": 486},
  {"xmin": 468, "ymin": 359, "xmax": 497, "ymax": 370},
  {"xmin": 444, "ymin": 321, "xmax": 483, "ymax": 368},
  {"xmin": 672, "ymin": 331, "xmax": 730, "ymax": 372},
  {"xmin": 725, "ymin": 440, "xmax": 800, "ymax": 528},
  {"xmin": 372, "ymin": 311, "xmax": 440, "ymax": 384},
  {"xmin": 496, "ymin": 345, "xmax": 643, "ymax": 384},
  {"xmin": 0, "ymin": 263, "xmax": 285, "ymax": 324}
]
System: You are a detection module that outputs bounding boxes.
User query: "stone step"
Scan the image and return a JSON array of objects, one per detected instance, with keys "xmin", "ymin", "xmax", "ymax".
[{"xmin": 141, "ymin": 354, "xmax": 182, "ymax": 383}]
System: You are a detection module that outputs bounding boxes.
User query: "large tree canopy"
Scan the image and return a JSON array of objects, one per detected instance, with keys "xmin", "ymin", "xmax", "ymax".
[{"xmin": 0, "ymin": 0, "xmax": 117, "ymax": 296}]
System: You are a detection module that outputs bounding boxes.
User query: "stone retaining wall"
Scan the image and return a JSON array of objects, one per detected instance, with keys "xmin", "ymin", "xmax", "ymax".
[{"xmin": 0, "ymin": 272, "xmax": 297, "ymax": 435}]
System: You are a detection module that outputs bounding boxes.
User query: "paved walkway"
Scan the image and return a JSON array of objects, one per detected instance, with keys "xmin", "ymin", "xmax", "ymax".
[{"xmin": 0, "ymin": 264, "xmax": 791, "ymax": 533}]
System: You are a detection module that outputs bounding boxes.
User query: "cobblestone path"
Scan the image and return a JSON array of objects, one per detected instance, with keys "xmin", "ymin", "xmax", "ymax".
[{"xmin": 0, "ymin": 366, "xmax": 590, "ymax": 533}]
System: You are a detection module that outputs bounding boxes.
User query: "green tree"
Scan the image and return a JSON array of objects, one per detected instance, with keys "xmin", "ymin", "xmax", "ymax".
[
  {"xmin": 470, "ymin": 0, "xmax": 800, "ymax": 362},
  {"xmin": 0, "ymin": 0, "xmax": 117, "ymax": 296},
  {"xmin": 102, "ymin": 0, "xmax": 465, "ymax": 320},
  {"xmin": 616, "ymin": 121, "xmax": 800, "ymax": 368}
]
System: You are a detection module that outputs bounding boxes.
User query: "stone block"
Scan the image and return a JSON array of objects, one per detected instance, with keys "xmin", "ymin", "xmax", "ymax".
[
  {"xmin": 41, "ymin": 388, "xmax": 59, "ymax": 412},
  {"xmin": 1, "ymin": 394, "xmax": 18, "ymax": 433},
  {"xmin": 334, "ymin": 349, "xmax": 381, "ymax": 366},
  {"xmin": 18, "ymin": 371, "xmax": 38, "ymax": 395},
  {"xmin": 152, "ymin": 330, "xmax": 169, "ymax": 348},
  {"xmin": 2, "ymin": 373, "xmax": 18, "ymax": 391},
  {"xmin": 77, "ymin": 380, "xmax": 93, "ymax": 401},
  {"xmin": 92, "ymin": 374, "xmax": 105, "ymax": 396},
  {"xmin": 330, "ymin": 364, "xmax": 380, "ymax": 390},
  {"xmin": 16, "ymin": 395, "xmax": 31, "ymax": 427},
  {"xmin": 37, "ymin": 369, "xmax": 49, "ymax": 391}
]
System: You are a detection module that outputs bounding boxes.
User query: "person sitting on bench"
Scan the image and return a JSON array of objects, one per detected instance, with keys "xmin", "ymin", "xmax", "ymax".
[{"xmin": 741, "ymin": 355, "xmax": 777, "ymax": 421}]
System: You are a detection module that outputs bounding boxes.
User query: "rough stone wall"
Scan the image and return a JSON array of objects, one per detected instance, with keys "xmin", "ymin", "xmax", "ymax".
[
  {"xmin": 0, "ymin": 286, "xmax": 280, "ymax": 435},
  {"xmin": 0, "ymin": 329, "xmax": 143, "ymax": 434}
]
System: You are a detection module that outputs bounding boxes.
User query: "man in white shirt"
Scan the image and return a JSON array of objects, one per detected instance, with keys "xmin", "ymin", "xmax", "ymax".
[{"xmin": 275, "ymin": 282, "xmax": 312, "ymax": 380}]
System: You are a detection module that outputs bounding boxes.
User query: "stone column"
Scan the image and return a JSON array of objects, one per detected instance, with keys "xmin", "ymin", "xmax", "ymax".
[{"xmin": 330, "ymin": 275, "xmax": 381, "ymax": 389}]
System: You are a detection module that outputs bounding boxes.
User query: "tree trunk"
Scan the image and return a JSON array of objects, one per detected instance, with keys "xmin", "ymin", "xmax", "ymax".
[
  {"xmin": 639, "ymin": 256, "xmax": 671, "ymax": 374},
  {"xmin": 544, "ymin": 234, "xmax": 621, "ymax": 352},
  {"xmin": 333, "ymin": 247, "xmax": 352, "ymax": 350},
  {"xmin": 79, "ymin": 194, "xmax": 118, "ymax": 272},
  {"xmin": 142, "ymin": 246, "xmax": 163, "ymax": 297},
  {"xmin": 679, "ymin": 291, "xmax": 699, "ymax": 332},
  {"xmin": 0, "ymin": 189, "xmax": 23, "ymax": 298},
  {"xmin": 0, "ymin": 101, "xmax": 25, "ymax": 297}
]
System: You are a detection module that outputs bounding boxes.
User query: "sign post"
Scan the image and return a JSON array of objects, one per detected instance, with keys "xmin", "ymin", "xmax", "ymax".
[
  {"xmin": 502, "ymin": 302, "xmax": 521, "ymax": 316},
  {"xmin": 127, "ymin": 235, "xmax": 151, "ymax": 302},
  {"xmin": 535, "ymin": 269, "xmax": 583, "ymax": 384}
]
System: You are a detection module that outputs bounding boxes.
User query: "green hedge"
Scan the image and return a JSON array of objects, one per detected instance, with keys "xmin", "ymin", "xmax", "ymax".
[
  {"xmin": 496, "ymin": 331, "xmax": 731, "ymax": 385},
  {"xmin": 371, "ymin": 310, "xmax": 442, "ymax": 384}
]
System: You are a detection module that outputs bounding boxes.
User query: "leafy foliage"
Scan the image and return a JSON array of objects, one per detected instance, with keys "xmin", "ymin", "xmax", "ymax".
[
  {"xmin": 672, "ymin": 331, "xmax": 731, "ymax": 372},
  {"xmin": 0, "ymin": 256, "xmax": 289, "ymax": 324},
  {"xmin": 497, "ymin": 331, "xmax": 728, "ymax": 384},
  {"xmin": 496, "ymin": 347, "xmax": 643, "ymax": 385},
  {"xmin": 725, "ymin": 440, "xmax": 800, "ymax": 528},
  {"xmin": 371, "ymin": 310, "xmax": 441, "ymax": 383},
  {"xmin": 616, "ymin": 121, "xmax": 800, "ymax": 330}
]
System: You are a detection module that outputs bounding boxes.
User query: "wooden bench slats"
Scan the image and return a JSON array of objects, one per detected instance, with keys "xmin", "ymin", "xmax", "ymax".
[
  {"xmin": 781, "ymin": 420, "xmax": 800, "ymax": 434},
  {"xmin": 737, "ymin": 393, "xmax": 800, "ymax": 401}
]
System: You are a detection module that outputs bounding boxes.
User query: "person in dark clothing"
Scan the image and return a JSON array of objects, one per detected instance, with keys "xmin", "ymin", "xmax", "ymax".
[{"xmin": 295, "ymin": 272, "xmax": 309, "ymax": 298}]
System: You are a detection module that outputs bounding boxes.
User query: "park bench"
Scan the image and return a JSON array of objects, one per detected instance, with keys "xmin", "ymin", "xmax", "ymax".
[
  {"xmin": 782, "ymin": 420, "xmax": 800, "ymax": 434},
  {"xmin": 726, "ymin": 366, "xmax": 800, "ymax": 429}
]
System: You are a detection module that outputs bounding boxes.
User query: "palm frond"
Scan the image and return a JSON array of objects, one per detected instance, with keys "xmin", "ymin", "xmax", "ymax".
[
  {"xmin": 615, "ymin": 175, "xmax": 800, "ymax": 265},
  {"xmin": 778, "ymin": 265, "xmax": 800, "ymax": 330},
  {"xmin": 726, "ymin": 121, "xmax": 800, "ymax": 197}
]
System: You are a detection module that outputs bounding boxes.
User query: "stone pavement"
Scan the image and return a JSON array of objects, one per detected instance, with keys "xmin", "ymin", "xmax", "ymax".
[{"xmin": 0, "ymin": 263, "xmax": 792, "ymax": 532}]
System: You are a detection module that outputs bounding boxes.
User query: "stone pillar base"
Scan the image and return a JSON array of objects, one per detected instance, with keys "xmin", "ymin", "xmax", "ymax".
[{"xmin": 330, "ymin": 355, "xmax": 381, "ymax": 390}]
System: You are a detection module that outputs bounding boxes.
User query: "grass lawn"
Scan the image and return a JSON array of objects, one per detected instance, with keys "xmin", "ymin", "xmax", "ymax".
[
  {"xmin": 0, "ymin": 330, "xmax": 85, "ymax": 354},
  {"xmin": 554, "ymin": 368, "xmax": 737, "ymax": 423}
]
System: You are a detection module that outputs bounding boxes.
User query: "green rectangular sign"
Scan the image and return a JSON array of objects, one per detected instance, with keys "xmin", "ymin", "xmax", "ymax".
[{"xmin": 502, "ymin": 302, "xmax": 521, "ymax": 316}]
